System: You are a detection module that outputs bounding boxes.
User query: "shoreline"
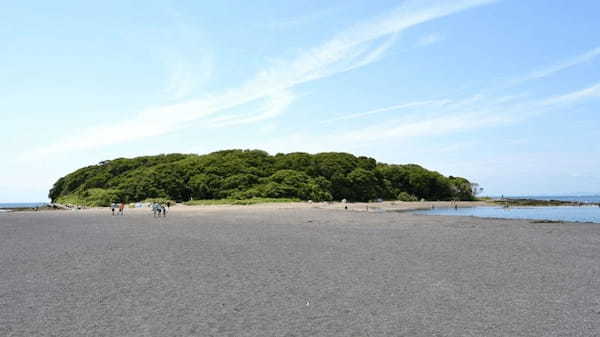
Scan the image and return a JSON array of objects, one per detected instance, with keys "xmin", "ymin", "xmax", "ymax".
[
  {"xmin": 490, "ymin": 198, "xmax": 600, "ymax": 207},
  {"xmin": 5, "ymin": 199, "xmax": 597, "ymax": 225},
  {"xmin": 7, "ymin": 195, "xmax": 599, "ymax": 214},
  {"xmin": 7, "ymin": 200, "xmax": 598, "ymax": 224},
  {"xmin": 2, "ymin": 200, "xmax": 491, "ymax": 215}
]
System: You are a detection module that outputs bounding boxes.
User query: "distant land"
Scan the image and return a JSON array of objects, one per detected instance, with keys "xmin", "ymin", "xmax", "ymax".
[
  {"xmin": 49, "ymin": 149, "xmax": 479, "ymax": 207},
  {"xmin": 501, "ymin": 195, "xmax": 600, "ymax": 204}
]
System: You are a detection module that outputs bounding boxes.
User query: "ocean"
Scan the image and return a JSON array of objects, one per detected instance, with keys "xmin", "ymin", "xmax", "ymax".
[
  {"xmin": 504, "ymin": 195, "xmax": 600, "ymax": 203},
  {"xmin": 0, "ymin": 203, "xmax": 48, "ymax": 212},
  {"xmin": 416, "ymin": 196, "xmax": 600, "ymax": 223}
]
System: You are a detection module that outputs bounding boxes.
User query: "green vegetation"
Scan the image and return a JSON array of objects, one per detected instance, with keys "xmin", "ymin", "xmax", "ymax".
[
  {"xmin": 397, "ymin": 192, "xmax": 419, "ymax": 202},
  {"xmin": 185, "ymin": 198, "xmax": 300, "ymax": 206},
  {"xmin": 49, "ymin": 149, "xmax": 479, "ymax": 206},
  {"xmin": 56, "ymin": 188, "xmax": 121, "ymax": 207},
  {"xmin": 140, "ymin": 198, "xmax": 176, "ymax": 205}
]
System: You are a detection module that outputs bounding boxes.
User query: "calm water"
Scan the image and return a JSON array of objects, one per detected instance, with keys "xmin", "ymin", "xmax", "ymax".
[
  {"xmin": 0, "ymin": 203, "xmax": 47, "ymax": 212},
  {"xmin": 503, "ymin": 195, "xmax": 600, "ymax": 203},
  {"xmin": 416, "ymin": 206, "xmax": 600, "ymax": 223}
]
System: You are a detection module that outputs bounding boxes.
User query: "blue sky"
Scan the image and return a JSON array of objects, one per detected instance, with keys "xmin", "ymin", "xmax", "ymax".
[{"xmin": 2, "ymin": 0, "xmax": 600, "ymax": 202}]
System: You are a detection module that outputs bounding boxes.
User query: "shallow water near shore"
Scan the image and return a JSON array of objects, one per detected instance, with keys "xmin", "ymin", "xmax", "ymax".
[
  {"xmin": 415, "ymin": 206, "xmax": 600, "ymax": 223},
  {"xmin": 0, "ymin": 202, "xmax": 48, "ymax": 213},
  {"xmin": 505, "ymin": 195, "xmax": 600, "ymax": 203},
  {"xmin": 0, "ymin": 202, "xmax": 47, "ymax": 209}
]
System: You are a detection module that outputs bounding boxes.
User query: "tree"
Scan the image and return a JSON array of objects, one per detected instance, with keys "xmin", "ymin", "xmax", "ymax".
[
  {"xmin": 189, "ymin": 174, "xmax": 222, "ymax": 200},
  {"xmin": 347, "ymin": 168, "xmax": 379, "ymax": 201},
  {"xmin": 471, "ymin": 183, "xmax": 484, "ymax": 197},
  {"xmin": 49, "ymin": 149, "xmax": 476, "ymax": 203}
]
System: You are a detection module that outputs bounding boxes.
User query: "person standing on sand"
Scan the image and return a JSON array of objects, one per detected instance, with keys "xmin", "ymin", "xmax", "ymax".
[
  {"xmin": 111, "ymin": 203, "xmax": 116, "ymax": 216},
  {"xmin": 161, "ymin": 204, "xmax": 167, "ymax": 217},
  {"xmin": 166, "ymin": 201, "xmax": 170, "ymax": 209},
  {"xmin": 152, "ymin": 203, "xmax": 160, "ymax": 217},
  {"xmin": 119, "ymin": 202, "xmax": 125, "ymax": 216}
]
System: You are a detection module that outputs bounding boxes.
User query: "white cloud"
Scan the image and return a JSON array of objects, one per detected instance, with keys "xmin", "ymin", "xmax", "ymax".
[
  {"xmin": 339, "ymin": 33, "xmax": 399, "ymax": 73},
  {"xmin": 155, "ymin": 11, "xmax": 215, "ymax": 101},
  {"xmin": 338, "ymin": 112, "xmax": 508, "ymax": 143},
  {"xmin": 512, "ymin": 46, "xmax": 600, "ymax": 84},
  {"xmin": 255, "ymin": 79, "xmax": 600, "ymax": 154},
  {"xmin": 417, "ymin": 32, "xmax": 442, "ymax": 46},
  {"xmin": 264, "ymin": 6, "xmax": 340, "ymax": 29},
  {"xmin": 207, "ymin": 90, "xmax": 295, "ymax": 128},
  {"xmin": 162, "ymin": 51, "xmax": 213, "ymax": 101},
  {"xmin": 163, "ymin": 56, "xmax": 194, "ymax": 100},
  {"xmin": 25, "ymin": 0, "xmax": 498, "ymax": 159},
  {"xmin": 253, "ymin": 98, "xmax": 517, "ymax": 155},
  {"xmin": 542, "ymin": 82, "xmax": 600, "ymax": 106},
  {"xmin": 324, "ymin": 93, "xmax": 527, "ymax": 146},
  {"xmin": 333, "ymin": 80, "xmax": 600, "ymax": 145},
  {"xmin": 321, "ymin": 99, "xmax": 452, "ymax": 124}
]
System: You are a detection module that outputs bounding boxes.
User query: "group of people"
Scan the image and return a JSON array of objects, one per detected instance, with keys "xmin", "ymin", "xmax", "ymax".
[
  {"xmin": 110, "ymin": 201, "xmax": 171, "ymax": 217},
  {"xmin": 111, "ymin": 202, "xmax": 126, "ymax": 216},
  {"xmin": 152, "ymin": 202, "xmax": 169, "ymax": 217}
]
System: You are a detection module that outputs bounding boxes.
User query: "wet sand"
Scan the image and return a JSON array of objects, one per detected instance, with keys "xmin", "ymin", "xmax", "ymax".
[{"xmin": 1, "ymin": 205, "xmax": 599, "ymax": 336}]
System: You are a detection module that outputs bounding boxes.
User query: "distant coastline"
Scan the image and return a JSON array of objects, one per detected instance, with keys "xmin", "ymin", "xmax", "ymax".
[
  {"xmin": 492, "ymin": 195, "xmax": 600, "ymax": 202},
  {"xmin": 0, "ymin": 202, "xmax": 47, "ymax": 208},
  {"xmin": 490, "ymin": 195, "xmax": 600, "ymax": 206},
  {"xmin": 0, "ymin": 203, "xmax": 48, "ymax": 213}
]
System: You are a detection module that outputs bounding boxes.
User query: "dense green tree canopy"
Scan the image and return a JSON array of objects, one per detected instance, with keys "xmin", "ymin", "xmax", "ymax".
[{"xmin": 49, "ymin": 149, "xmax": 478, "ymax": 206}]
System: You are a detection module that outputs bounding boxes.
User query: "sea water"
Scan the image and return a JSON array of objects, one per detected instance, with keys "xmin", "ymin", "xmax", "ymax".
[
  {"xmin": 416, "ymin": 205, "xmax": 600, "ymax": 223},
  {"xmin": 0, "ymin": 202, "xmax": 48, "ymax": 208},
  {"xmin": 506, "ymin": 195, "xmax": 600, "ymax": 203},
  {"xmin": 0, "ymin": 203, "xmax": 48, "ymax": 212}
]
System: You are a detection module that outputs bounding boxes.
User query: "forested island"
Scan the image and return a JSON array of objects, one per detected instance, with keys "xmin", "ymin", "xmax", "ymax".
[{"xmin": 49, "ymin": 149, "xmax": 479, "ymax": 206}]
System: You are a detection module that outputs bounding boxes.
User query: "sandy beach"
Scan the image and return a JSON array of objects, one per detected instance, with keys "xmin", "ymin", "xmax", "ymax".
[{"xmin": 1, "ymin": 203, "xmax": 599, "ymax": 336}]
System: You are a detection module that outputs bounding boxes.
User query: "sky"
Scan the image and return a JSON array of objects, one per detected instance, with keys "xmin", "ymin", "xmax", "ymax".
[{"xmin": 1, "ymin": 0, "xmax": 600, "ymax": 202}]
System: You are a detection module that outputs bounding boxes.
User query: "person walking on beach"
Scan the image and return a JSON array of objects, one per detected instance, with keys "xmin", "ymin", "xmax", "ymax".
[
  {"xmin": 161, "ymin": 204, "xmax": 167, "ymax": 217},
  {"xmin": 166, "ymin": 201, "xmax": 170, "ymax": 209},
  {"xmin": 152, "ymin": 203, "xmax": 159, "ymax": 217},
  {"xmin": 118, "ymin": 202, "xmax": 125, "ymax": 216},
  {"xmin": 111, "ymin": 203, "xmax": 116, "ymax": 216}
]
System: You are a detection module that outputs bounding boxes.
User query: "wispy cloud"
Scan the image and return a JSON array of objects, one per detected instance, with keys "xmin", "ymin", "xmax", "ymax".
[
  {"xmin": 25, "ymin": 0, "xmax": 498, "ymax": 159},
  {"xmin": 512, "ymin": 46, "xmax": 600, "ymax": 85},
  {"xmin": 162, "ymin": 50, "xmax": 214, "ymax": 101},
  {"xmin": 264, "ymin": 6, "xmax": 341, "ymax": 29},
  {"xmin": 253, "ymin": 96, "xmax": 520, "ymax": 155},
  {"xmin": 163, "ymin": 56, "xmax": 195, "ymax": 100},
  {"xmin": 339, "ymin": 33, "xmax": 399, "ymax": 73},
  {"xmin": 158, "ymin": 9, "xmax": 215, "ymax": 101},
  {"xmin": 542, "ymin": 82, "xmax": 600, "ymax": 106},
  {"xmin": 260, "ymin": 77, "xmax": 600, "ymax": 155},
  {"xmin": 207, "ymin": 90, "xmax": 295, "ymax": 128},
  {"xmin": 332, "ymin": 80, "xmax": 600, "ymax": 145},
  {"xmin": 328, "ymin": 94, "xmax": 522, "ymax": 144},
  {"xmin": 321, "ymin": 99, "xmax": 451, "ymax": 124},
  {"xmin": 339, "ymin": 111, "xmax": 509, "ymax": 143},
  {"xmin": 417, "ymin": 32, "xmax": 443, "ymax": 46}
]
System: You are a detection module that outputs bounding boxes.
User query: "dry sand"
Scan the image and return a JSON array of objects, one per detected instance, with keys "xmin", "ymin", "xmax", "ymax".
[{"xmin": 1, "ymin": 203, "xmax": 599, "ymax": 336}]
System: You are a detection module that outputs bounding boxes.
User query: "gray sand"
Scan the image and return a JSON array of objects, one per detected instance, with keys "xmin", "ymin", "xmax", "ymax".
[{"xmin": 1, "ymin": 207, "xmax": 599, "ymax": 336}]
